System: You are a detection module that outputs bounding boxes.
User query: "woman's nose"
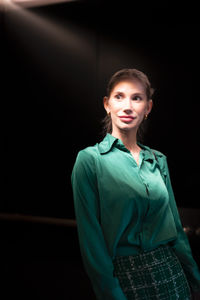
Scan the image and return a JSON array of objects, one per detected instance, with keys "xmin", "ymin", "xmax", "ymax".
[{"xmin": 123, "ymin": 98, "xmax": 133, "ymax": 113}]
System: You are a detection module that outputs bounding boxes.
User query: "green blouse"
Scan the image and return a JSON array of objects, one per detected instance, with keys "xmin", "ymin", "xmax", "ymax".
[{"xmin": 71, "ymin": 133, "xmax": 200, "ymax": 300}]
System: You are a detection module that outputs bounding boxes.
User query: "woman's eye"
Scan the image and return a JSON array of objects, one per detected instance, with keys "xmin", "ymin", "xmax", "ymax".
[
  {"xmin": 133, "ymin": 95, "xmax": 142, "ymax": 101},
  {"xmin": 115, "ymin": 94, "xmax": 122, "ymax": 100}
]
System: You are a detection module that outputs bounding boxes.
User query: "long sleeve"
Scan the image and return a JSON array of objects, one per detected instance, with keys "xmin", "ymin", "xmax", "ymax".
[
  {"xmin": 163, "ymin": 157, "xmax": 200, "ymax": 292},
  {"xmin": 71, "ymin": 149, "xmax": 127, "ymax": 300}
]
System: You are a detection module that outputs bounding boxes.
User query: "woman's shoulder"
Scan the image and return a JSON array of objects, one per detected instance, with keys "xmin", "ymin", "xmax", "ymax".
[
  {"xmin": 141, "ymin": 144, "xmax": 168, "ymax": 171},
  {"xmin": 151, "ymin": 148, "xmax": 167, "ymax": 159},
  {"xmin": 148, "ymin": 147, "xmax": 169, "ymax": 173},
  {"xmin": 73, "ymin": 143, "xmax": 99, "ymax": 169},
  {"xmin": 77, "ymin": 144, "xmax": 98, "ymax": 158},
  {"xmin": 71, "ymin": 145, "xmax": 99, "ymax": 182},
  {"xmin": 140, "ymin": 142, "xmax": 167, "ymax": 159}
]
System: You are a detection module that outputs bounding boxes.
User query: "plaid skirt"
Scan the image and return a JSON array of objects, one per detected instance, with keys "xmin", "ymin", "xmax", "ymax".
[{"xmin": 113, "ymin": 246, "xmax": 191, "ymax": 300}]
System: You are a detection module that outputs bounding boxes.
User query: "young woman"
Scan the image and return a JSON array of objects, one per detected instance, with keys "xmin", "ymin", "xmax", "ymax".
[{"xmin": 71, "ymin": 69, "xmax": 200, "ymax": 299}]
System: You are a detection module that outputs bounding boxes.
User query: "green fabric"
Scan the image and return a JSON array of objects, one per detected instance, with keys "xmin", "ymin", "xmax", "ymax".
[{"xmin": 71, "ymin": 133, "xmax": 200, "ymax": 300}]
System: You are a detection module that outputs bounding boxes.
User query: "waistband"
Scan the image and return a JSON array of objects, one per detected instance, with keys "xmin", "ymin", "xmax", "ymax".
[{"xmin": 113, "ymin": 245, "xmax": 175, "ymax": 271}]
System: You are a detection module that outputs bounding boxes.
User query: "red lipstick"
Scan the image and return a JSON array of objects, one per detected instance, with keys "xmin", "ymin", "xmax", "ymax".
[{"xmin": 119, "ymin": 116, "xmax": 135, "ymax": 123}]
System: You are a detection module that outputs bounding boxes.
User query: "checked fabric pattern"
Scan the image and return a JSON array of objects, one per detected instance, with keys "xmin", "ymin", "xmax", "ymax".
[{"xmin": 113, "ymin": 246, "xmax": 191, "ymax": 300}]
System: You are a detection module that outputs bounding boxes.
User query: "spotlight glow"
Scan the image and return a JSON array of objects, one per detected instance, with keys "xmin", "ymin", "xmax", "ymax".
[{"xmin": 3, "ymin": 0, "xmax": 77, "ymax": 8}]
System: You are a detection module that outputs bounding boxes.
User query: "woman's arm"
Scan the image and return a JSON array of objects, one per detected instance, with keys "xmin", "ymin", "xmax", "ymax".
[
  {"xmin": 163, "ymin": 157, "xmax": 200, "ymax": 293},
  {"xmin": 71, "ymin": 149, "xmax": 127, "ymax": 300}
]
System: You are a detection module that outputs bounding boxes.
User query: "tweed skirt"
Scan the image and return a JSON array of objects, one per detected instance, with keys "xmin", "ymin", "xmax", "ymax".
[{"xmin": 113, "ymin": 246, "xmax": 191, "ymax": 300}]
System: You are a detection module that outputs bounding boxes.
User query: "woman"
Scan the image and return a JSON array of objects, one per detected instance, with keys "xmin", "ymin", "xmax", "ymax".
[{"xmin": 71, "ymin": 68, "xmax": 200, "ymax": 299}]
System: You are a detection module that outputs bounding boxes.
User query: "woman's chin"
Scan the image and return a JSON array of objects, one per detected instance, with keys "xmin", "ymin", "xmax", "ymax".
[{"xmin": 118, "ymin": 125, "xmax": 138, "ymax": 132}]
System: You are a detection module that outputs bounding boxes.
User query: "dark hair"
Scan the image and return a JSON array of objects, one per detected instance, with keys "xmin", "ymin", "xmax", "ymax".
[{"xmin": 102, "ymin": 68, "xmax": 154, "ymax": 142}]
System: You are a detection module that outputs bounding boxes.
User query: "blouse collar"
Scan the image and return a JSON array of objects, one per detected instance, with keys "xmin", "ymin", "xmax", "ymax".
[{"xmin": 98, "ymin": 133, "xmax": 156, "ymax": 162}]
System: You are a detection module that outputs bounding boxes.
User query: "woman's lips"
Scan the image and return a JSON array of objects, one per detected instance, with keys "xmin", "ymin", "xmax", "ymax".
[{"xmin": 119, "ymin": 116, "xmax": 135, "ymax": 123}]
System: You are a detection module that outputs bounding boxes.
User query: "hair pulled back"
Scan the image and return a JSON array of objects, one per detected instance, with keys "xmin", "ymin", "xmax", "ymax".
[{"xmin": 102, "ymin": 68, "xmax": 154, "ymax": 141}]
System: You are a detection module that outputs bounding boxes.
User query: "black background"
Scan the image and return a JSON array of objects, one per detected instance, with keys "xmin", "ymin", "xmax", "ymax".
[
  {"xmin": 1, "ymin": 1, "xmax": 200, "ymax": 299},
  {"xmin": 3, "ymin": 1, "xmax": 200, "ymax": 218}
]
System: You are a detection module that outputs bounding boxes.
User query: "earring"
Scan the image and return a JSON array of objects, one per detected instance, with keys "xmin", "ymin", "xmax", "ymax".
[
  {"xmin": 107, "ymin": 112, "xmax": 111, "ymax": 117},
  {"xmin": 144, "ymin": 114, "xmax": 148, "ymax": 120}
]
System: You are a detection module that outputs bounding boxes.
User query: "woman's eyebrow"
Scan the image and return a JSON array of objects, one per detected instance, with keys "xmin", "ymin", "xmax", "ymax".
[
  {"xmin": 133, "ymin": 91, "xmax": 144, "ymax": 94},
  {"xmin": 132, "ymin": 91, "xmax": 146, "ymax": 96},
  {"xmin": 113, "ymin": 91, "xmax": 145, "ymax": 96},
  {"xmin": 114, "ymin": 91, "xmax": 124, "ymax": 94}
]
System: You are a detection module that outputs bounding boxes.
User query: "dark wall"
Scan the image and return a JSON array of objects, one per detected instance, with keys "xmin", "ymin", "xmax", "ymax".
[
  {"xmin": 2, "ymin": 3, "xmax": 200, "ymax": 300},
  {"xmin": 3, "ymin": 1, "xmax": 200, "ymax": 219}
]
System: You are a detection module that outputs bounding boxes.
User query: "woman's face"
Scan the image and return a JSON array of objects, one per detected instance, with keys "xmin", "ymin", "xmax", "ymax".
[{"xmin": 104, "ymin": 79, "xmax": 153, "ymax": 135}]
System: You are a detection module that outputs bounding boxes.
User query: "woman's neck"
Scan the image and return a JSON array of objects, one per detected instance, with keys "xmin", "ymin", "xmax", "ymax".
[{"xmin": 111, "ymin": 128, "xmax": 140, "ymax": 153}]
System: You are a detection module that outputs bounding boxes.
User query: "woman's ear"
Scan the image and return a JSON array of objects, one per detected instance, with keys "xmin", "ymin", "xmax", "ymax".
[
  {"xmin": 147, "ymin": 99, "xmax": 153, "ymax": 114},
  {"xmin": 103, "ymin": 96, "xmax": 110, "ymax": 114}
]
